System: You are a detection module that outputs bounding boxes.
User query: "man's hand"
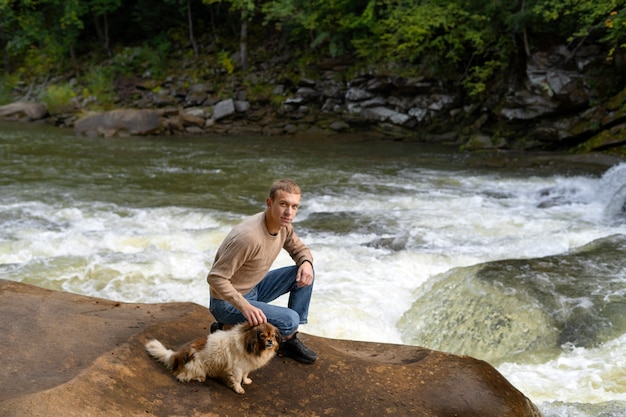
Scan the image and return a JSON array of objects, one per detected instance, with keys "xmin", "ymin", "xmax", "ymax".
[
  {"xmin": 296, "ymin": 261, "xmax": 314, "ymax": 287},
  {"xmin": 241, "ymin": 303, "xmax": 267, "ymax": 326}
]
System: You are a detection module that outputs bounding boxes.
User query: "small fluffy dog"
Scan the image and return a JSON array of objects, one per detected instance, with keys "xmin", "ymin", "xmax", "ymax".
[{"xmin": 145, "ymin": 322, "xmax": 280, "ymax": 394}]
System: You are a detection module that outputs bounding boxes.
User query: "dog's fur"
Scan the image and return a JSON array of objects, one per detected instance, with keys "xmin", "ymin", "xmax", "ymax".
[{"xmin": 145, "ymin": 322, "xmax": 280, "ymax": 394}]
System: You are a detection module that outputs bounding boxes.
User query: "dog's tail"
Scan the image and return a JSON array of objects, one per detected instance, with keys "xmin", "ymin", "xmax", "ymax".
[{"xmin": 145, "ymin": 339, "xmax": 176, "ymax": 369}]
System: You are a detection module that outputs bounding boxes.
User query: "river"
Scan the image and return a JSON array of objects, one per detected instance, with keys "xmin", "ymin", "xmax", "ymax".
[{"xmin": 1, "ymin": 121, "xmax": 625, "ymax": 416}]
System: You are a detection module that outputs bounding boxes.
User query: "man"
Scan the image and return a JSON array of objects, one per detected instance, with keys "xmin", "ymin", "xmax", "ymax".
[{"xmin": 207, "ymin": 179, "xmax": 317, "ymax": 364}]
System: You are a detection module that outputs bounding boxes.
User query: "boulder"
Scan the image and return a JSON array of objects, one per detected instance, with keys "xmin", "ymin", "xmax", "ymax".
[
  {"xmin": 180, "ymin": 109, "xmax": 206, "ymax": 127},
  {"xmin": 234, "ymin": 100, "xmax": 251, "ymax": 113},
  {"xmin": 360, "ymin": 106, "xmax": 411, "ymax": 126},
  {"xmin": 74, "ymin": 109, "xmax": 162, "ymax": 137},
  {"xmin": 0, "ymin": 101, "xmax": 48, "ymax": 121},
  {"xmin": 213, "ymin": 99, "xmax": 236, "ymax": 120},
  {"xmin": 346, "ymin": 87, "xmax": 375, "ymax": 102},
  {"xmin": 0, "ymin": 279, "xmax": 542, "ymax": 417}
]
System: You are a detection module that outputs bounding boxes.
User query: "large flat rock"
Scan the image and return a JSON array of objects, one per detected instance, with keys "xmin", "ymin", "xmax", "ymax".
[
  {"xmin": 0, "ymin": 102, "xmax": 48, "ymax": 121},
  {"xmin": 0, "ymin": 279, "xmax": 542, "ymax": 417}
]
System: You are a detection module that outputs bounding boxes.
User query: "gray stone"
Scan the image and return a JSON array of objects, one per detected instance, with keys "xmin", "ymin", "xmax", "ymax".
[
  {"xmin": 234, "ymin": 100, "xmax": 250, "ymax": 113},
  {"xmin": 361, "ymin": 106, "xmax": 409, "ymax": 125},
  {"xmin": 408, "ymin": 107, "xmax": 429, "ymax": 122},
  {"xmin": 330, "ymin": 120, "xmax": 351, "ymax": 131},
  {"xmin": 0, "ymin": 101, "xmax": 48, "ymax": 121},
  {"xmin": 213, "ymin": 99, "xmax": 236, "ymax": 120},
  {"xmin": 74, "ymin": 109, "xmax": 162, "ymax": 137},
  {"xmin": 345, "ymin": 87, "xmax": 375, "ymax": 102},
  {"xmin": 296, "ymin": 87, "xmax": 319, "ymax": 99}
]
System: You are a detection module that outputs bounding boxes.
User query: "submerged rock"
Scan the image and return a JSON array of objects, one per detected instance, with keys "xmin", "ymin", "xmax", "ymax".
[
  {"xmin": 0, "ymin": 279, "xmax": 542, "ymax": 417},
  {"xmin": 399, "ymin": 235, "xmax": 626, "ymax": 364}
]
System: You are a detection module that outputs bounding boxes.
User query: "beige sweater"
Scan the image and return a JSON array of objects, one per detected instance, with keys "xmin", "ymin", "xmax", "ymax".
[{"xmin": 207, "ymin": 212, "xmax": 313, "ymax": 312}]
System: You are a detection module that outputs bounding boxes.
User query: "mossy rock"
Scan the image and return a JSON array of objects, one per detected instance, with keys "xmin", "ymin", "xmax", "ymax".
[{"xmin": 574, "ymin": 122, "xmax": 626, "ymax": 152}]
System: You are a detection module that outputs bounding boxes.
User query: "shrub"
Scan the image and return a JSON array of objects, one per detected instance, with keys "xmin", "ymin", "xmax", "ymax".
[{"xmin": 39, "ymin": 84, "xmax": 76, "ymax": 114}]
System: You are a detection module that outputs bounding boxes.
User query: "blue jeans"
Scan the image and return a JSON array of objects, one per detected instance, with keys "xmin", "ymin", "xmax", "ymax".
[{"xmin": 209, "ymin": 265, "xmax": 314, "ymax": 338}]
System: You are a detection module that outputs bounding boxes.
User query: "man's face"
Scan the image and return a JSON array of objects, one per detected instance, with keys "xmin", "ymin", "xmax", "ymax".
[{"xmin": 266, "ymin": 190, "xmax": 301, "ymax": 230}]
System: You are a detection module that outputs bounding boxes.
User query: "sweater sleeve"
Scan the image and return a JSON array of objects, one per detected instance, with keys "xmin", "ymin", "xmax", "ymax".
[
  {"xmin": 206, "ymin": 233, "xmax": 258, "ymax": 312},
  {"xmin": 283, "ymin": 225, "xmax": 313, "ymax": 266}
]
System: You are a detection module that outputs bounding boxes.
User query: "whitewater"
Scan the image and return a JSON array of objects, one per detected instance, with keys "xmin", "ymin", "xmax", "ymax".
[{"xmin": 1, "ymin": 122, "xmax": 625, "ymax": 416}]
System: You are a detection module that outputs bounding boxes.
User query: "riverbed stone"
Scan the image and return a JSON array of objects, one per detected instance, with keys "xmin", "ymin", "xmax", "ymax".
[
  {"xmin": 0, "ymin": 279, "xmax": 542, "ymax": 417},
  {"xmin": 0, "ymin": 101, "xmax": 48, "ymax": 121},
  {"xmin": 346, "ymin": 87, "xmax": 375, "ymax": 101},
  {"xmin": 234, "ymin": 100, "xmax": 250, "ymax": 113},
  {"xmin": 360, "ymin": 106, "xmax": 410, "ymax": 125},
  {"xmin": 213, "ymin": 99, "xmax": 236, "ymax": 120},
  {"xmin": 180, "ymin": 109, "xmax": 205, "ymax": 127},
  {"xmin": 6, "ymin": 39, "xmax": 626, "ymax": 152},
  {"xmin": 74, "ymin": 109, "xmax": 162, "ymax": 137},
  {"xmin": 329, "ymin": 120, "xmax": 351, "ymax": 131}
]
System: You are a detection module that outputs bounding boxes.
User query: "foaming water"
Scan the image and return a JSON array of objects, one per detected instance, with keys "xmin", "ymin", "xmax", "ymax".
[
  {"xmin": 2, "ymin": 123, "xmax": 626, "ymax": 415},
  {"xmin": 500, "ymin": 333, "xmax": 626, "ymax": 403},
  {"xmin": 601, "ymin": 163, "xmax": 626, "ymax": 220}
]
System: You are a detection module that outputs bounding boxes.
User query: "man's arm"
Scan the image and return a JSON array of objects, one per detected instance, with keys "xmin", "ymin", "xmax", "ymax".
[
  {"xmin": 284, "ymin": 226, "xmax": 314, "ymax": 287},
  {"xmin": 296, "ymin": 260, "xmax": 314, "ymax": 287}
]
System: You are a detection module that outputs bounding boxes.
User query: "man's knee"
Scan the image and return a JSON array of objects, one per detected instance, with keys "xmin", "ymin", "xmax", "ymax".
[{"xmin": 272, "ymin": 309, "xmax": 300, "ymax": 337}]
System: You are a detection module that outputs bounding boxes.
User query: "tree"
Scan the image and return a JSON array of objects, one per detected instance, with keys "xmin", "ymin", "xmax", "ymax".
[
  {"xmin": 531, "ymin": 0, "xmax": 626, "ymax": 56},
  {"xmin": 262, "ymin": 0, "xmax": 376, "ymax": 57},
  {"xmin": 88, "ymin": 0, "xmax": 122, "ymax": 57},
  {"xmin": 57, "ymin": 0, "xmax": 87, "ymax": 71},
  {"xmin": 0, "ymin": 0, "xmax": 16, "ymax": 72},
  {"xmin": 164, "ymin": 0, "xmax": 199, "ymax": 57},
  {"xmin": 204, "ymin": 0, "xmax": 255, "ymax": 71}
]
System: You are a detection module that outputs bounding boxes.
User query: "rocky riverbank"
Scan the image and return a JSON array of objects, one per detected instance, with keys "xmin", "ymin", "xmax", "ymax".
[
  {"xmin": 1, "ymin": 44, "xmax": 625, "ymax": 154},
  {"xmin": 0, "ymin": 279, "xmax": 542, "ymax": 417}
]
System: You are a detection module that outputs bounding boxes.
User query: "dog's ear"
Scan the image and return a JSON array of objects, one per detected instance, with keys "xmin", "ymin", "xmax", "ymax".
[{"xmin": 245, "ymin": 327, "xmax": 260, "ymax": 354}]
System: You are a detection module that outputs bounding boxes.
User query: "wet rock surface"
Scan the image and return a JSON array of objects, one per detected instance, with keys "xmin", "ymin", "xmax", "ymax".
[{"xmin": 0, "ymin": 279, "xmax": 542, "ymax": 417}]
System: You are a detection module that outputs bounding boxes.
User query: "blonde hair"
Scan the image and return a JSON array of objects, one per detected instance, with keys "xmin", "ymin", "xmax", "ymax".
[{"xmin": 269, "ymin": 179, "xmax": 301, "ymax": 200}]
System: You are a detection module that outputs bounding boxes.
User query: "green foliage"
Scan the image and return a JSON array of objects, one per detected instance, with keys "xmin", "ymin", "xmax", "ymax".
[
  {"xmin": 39, "ymin": 84, "xmax": 76, "ymax": 114},
  {"xmin": 204, "ymin": 0, "xmax": 255, "ymax": 18},
  {"xmin": 109, "ymin": 35, "xmax": 171, "ymax": 78},
  {"xmin": 18, "ymin": 46, "xmax": 62, "ymax": 79},
  {"xmin": 529, "ymin": 0, "xmax": 626, "ymax": 64},
  {"xmin": 1, "ymin": 0, "xmax": 625, "ymax": 104},
  {"xmin": 109, "ymin": 47, "xmax": 144, "ymax": 76},
  {"xmin": 245, "ymin": 81, "xmax": 274, "ymax": 102},
  {"xmin": 532, "ymin": 0, "xmax": 621, "ymax": 40},
  {"xmin": 4, "ymin": 4, "xmax": 46, "ymax": 56},
  {"xmin": 263, "ymin": 0, "xmax": 377, "ymax": 57},
  {"xmin": 602, "ymin": 8, "xmax": 626, "ymax": 58},
  {"xmin": 89, "ymin": 0, "xmax": 122, "ymax": 15},
  {"xmin": 464, "ymin": 60, "xmax": 507, "ymax": 96},
  {"xmin": 355, "ymin": 0, "xmax": 513, "ymax": 83},
  {"xmin": 0, "ymin": 74, "xmax": 20, "ymax": 105},
  {"xmin": 218, "ymin": 50, "xmax": 235, "ymax": 74},
  {"xmin": 369, "ymin": 2, "xmax": 486, "ymax": 62},
  {"xmin": 80, "ymin": 67, "xmax": 115, "ymax": 109}
]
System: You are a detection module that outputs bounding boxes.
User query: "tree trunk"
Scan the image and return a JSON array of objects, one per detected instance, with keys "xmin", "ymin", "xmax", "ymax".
[
  {"xmin": 240, "ymin": 12, "xmax": 248, "ymax": 72},
  {"xmin": 103, "ymin": 13, "xmax": 111, "ymax": 57},
  {"xmin": 0, "ymin": 14, "xmax": 8, "ymax": 73},
  {"xmin": 91, "ymin": 13, "xmax": 111, "ymax": 57},
  {"xmin": 521, "ymin": 0, "xmax": 530, "ymax": 57},
  {"xmin": 187, "ymin": 0, "xmax": 198, "ymax": 57},
  {"xmin": 69, "ymin": 43, "xmax": 78, "ymax": 73}
]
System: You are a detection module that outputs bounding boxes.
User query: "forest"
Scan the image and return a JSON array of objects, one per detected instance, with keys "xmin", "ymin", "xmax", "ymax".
[{"xmin": 0, "ymin": 0, "xmax": 625, "ymax": 109}]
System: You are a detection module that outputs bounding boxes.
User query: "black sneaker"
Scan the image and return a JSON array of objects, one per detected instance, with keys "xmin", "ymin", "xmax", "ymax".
[
  {"xmin": 278, "ymin": 332, "xmax": 318, "ymax": 364},
  {"xmin": 210, "ymin": 321, "xmax": 223, "ymax": 334}
]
